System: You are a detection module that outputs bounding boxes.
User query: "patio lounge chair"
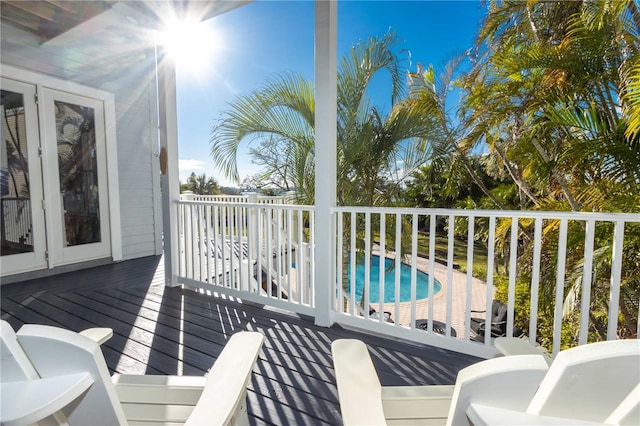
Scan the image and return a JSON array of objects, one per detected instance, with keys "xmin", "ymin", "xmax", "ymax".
[
  {"xmin": 369, "ymin": 306, "xmax": 394, "ymax": 323},
  {"xmin": 470, "ymin": 299, "xmax": 525, "ymax": 340},
  {"xmin": 331, "ymin": 338, "xmax": 640, "ymax": 425},
  {"xmin": 0, "ymin": 320, "xmax": 264, "ymax": 426}
]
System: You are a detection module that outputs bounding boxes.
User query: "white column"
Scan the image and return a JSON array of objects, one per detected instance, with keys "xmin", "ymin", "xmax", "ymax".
[
  {"xmin": 314, "ymin": 0, "xmax": 337, "ymax": 327},
  {"xmin": 157, "ymin": 48, "xmax": 180, "ymax": 287}
]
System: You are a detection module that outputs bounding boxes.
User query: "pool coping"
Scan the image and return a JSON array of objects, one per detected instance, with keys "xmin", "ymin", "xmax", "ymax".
[{"xmin": 371, "ymin": 247, "xmax": 490, "ymax": 339}]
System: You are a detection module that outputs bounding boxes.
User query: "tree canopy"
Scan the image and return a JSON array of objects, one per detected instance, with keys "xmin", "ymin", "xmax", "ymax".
[{"xmin": 209, "ymin": 0, "xmax": 640, "ymax": 343}]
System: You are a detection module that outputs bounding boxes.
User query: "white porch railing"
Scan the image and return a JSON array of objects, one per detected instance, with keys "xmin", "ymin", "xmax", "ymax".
[
  {"xmin": 176, "ymin": 200, "xmax": 640, "ymax": 359},
  {"xmin": 176, "ymin": 199, "xmax": 315, "ymax": 316},
  {"xmin": 332, "ymin": 207, "xmax": 640, "ymax": 357}
]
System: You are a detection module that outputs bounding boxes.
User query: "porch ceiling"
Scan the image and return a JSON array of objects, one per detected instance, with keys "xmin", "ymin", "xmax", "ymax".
[
  {"xmin": 0, "ymin": 1, "xmax": 117, "ymax": 42},
  {"xmin": 0, "ymin": 1, "xmax": 251, "ymax": 43}
]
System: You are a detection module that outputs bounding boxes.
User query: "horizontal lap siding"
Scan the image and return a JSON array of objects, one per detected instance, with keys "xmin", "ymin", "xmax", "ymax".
[
  {"xmin": 1, "ymin": 15, "xmax": 162, "ymax": 264},
  {"xmin": 115, "ymin": 67, "xmax": 161, "ymax": 260}
]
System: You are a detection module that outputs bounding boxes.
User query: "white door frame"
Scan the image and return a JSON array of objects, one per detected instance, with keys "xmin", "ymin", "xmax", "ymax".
[
  {"xmin": 40, "ymin": 89, "xmax": 111, "ymax": 266},
  {"xmin": 1, "ymin": 64, "xmax": 121, "ymax": 274}
]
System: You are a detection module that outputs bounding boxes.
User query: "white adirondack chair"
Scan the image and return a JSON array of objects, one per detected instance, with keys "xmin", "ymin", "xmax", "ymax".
[
  {"xmin": 0, "ymin": 320, "xmax": 264, "ymax": 426},
  {"xmin": 331, "ymin": 338, "xmax": 640, "ymax": 426}
]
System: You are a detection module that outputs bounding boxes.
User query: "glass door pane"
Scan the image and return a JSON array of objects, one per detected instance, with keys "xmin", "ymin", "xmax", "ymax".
[
  {"xmin": 1, "ymin": 90, "xmax": 33, "ymax": 254},
  {"xmin": 42, "ymin": 88, "xmax": 110, "ymax": 266},
  {"xmin": 55, "ymin": 100, "xmax": 102, "ymax": 246},
  {"xmin": 0, "ymin": 79, "xmax": 47, "ymax": 275}
]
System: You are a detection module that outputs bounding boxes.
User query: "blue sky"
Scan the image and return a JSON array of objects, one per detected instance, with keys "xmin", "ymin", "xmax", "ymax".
[{"xmin": 175, "ymin": 0, "xmax": 486, "ymax": 187}]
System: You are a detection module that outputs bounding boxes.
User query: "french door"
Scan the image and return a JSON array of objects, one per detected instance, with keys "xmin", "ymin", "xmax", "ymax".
[
  {"xmin": 1, "ymin": 79, "xmax": 47, "ymax": 274},
  {"xmin": 1, "ymin": 78, "xmax": 111, "ymax": 275}
]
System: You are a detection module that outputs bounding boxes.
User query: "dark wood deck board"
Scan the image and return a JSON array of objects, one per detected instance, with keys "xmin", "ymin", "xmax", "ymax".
[{"xmin": 1, "ymin": 255, "xmax": 481, "ymax": 425}]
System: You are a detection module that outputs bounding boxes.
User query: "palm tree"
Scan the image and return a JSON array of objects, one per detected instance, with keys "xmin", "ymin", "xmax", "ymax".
[
  {"xmin": 464, "ymin": 0, "xmax": 640, "ymax": 344},
  {"xmin": 210, "ymin": 33, "xmax": 436, "ymax": 310},
  {"xmin": 180, "ymin": 172, "xmax": 220, "ymax": 195},
  {"xmin": 210, "ymin": 32, "xmax": 434, "ymax": 206}
]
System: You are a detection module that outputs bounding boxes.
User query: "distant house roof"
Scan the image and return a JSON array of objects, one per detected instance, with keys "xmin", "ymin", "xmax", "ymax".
[{"xmin": 1, "ymin": 1, "xmax": 249, "ymax": 43}]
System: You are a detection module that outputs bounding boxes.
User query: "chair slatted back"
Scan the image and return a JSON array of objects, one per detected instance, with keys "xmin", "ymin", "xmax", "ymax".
[
  {"xmin": 527, "ymin": 339, "xmax": 640, "ymax": 424},
  {"xmin": 0, "ymin": 320, "xmax": 39, "ymax": 382},
  {"xmin": 16, "ymin": 324, "xmax": 128, "ymax": 425}
]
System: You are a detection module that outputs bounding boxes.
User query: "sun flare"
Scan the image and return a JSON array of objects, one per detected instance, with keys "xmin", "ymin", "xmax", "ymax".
[{"xmin": 158, "ymin": 19, "xmax": 220, "ymax": 75}]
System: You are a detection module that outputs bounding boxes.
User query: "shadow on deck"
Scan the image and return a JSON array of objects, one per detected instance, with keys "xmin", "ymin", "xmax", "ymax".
[{"xmin": 1, "ymin": 255, "xmax": 480, "ymax": 425}]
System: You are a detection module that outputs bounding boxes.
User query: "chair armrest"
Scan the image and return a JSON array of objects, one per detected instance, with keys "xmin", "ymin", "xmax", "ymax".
[
  {"xmin": 466, "ymin": 403, "xmax": 605, "ymax": 425},
  {"xmin": 494, "ymin": 337, "xmax": 552, "ymax": 365},
  {"xmin": 185, "ymin": 331, "xmax": 264, "ymax": 426},
  {"xmin": 79, "ymin": 328, "xmax": 113, "ymax": 345},
  {"xmin": 1, "ymin": 373, "xmax": 94, "ymax": 426},
  {"xmin": 382, "ymin": 385, "xmax": 454, "ymax": 422},
  {"xmin": 331, "ymin": 339, "xmax": 386, "ymax": 426}
]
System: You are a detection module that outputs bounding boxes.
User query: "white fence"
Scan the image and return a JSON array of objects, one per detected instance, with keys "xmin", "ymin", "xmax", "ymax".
[
  {"xmin": 176, "ymin": 200, "xmax": 640, "ymax": 358},
  {"xmin": 332, "ymin": 207, "xmax": 640, "ymax": 357},
  {"xmin": 177, "ymin": 199, "xmax": 315, "ymax": 316}
]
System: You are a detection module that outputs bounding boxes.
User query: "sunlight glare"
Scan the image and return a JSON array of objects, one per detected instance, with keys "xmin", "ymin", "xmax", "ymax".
[{"xmin": 159, "ymin": 19, "xmax": 220, "ymax": 76}]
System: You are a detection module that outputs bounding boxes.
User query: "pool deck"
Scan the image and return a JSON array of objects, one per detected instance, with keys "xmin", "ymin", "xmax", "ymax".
[
  {"xmin": 286, "ymin": 246, "xmax": 490, "ymax": 339},
  {"xmin": 376, "ymin": 248, "xmax": 489, "ymax": 339}
]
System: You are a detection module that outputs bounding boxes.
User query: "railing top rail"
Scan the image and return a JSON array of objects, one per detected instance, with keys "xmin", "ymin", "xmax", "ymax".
[
  {"xmin": 331, "ymin": 206, "xmax": 640, "ymax": 222},
  {"xmin": 176, "ymin": 200, "xmax": 314, "ymax": 211},
  {"xmin": 179, "ymin": 194, "xmax": 296, "ymax": 204}
]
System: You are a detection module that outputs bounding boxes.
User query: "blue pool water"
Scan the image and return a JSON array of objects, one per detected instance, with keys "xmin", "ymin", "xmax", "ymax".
[{"xmin": 346, "ymin": 255, "xmax": 442, "ymax": 303}]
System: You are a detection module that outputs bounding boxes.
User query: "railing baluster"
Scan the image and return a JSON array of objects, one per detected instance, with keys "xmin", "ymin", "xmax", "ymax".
[
  {"xmin": 579, "ymin": 219, "xmax": 596, "ymax": 345},
  {"xmin": 364, "ymin": 212, "xmax": 371, "ymax": 318},
  {"xmin": 256, "ymin": 207, "xmax": 263, "ymax": 296},
  {"xmin": 350, "ymin": 212, "xmax": 356, "ymax": 316},
  {"xmin": 266, "ymin": 208, "xmax": 273, "ymax": 298},
  {"xmin": 287, "ymin": 209, "xmax": 293, "ymax": 304},
  {"xmin": 297, "ymin": 209, "xmax": 304, "ymax": 305},
  {"xmin": 308, "ymin": 210, "xmax": 315, "ymax": 306},
  {"xmin": 507, "ymin": 217, "xmax": 519, "ymax": 339},
  {"xmin": 182, "ymin": 204, "xmax": 189, "ymax": 278},
  {"xmin": 608, "ymin": 221, "xmax": 625, "ymax": 340},
  {"xmin": 221, "ymin": 206, "xmax": 228, "ymax": 288},
  {"xmin": 553, "ymin": 218, "xmax": 568, "ymax": 356},
  {"xmin": 276, "ymin": 209, "xmax": 283, "ymax": 300},
  {"xmin": 337, "ymin": 212, "xmax": 344, "ymax": 313},
  {"xmin": 188, "ymin": 204, "xmax": 195, "ymax": 279},
  {"xmin": 232, "ymin": 206, "xmax": 238, "ymax": 289},
  {"xmin": 247, "ymin": 205, "xmax": 254, "ymax": 293},
  {"xmin": 529, "ymin": 218, "xmax": 543, "ymax": 338},
  {"xmin": 446, "ymin": 214, "xmax": 454, "ymax": 336},
  {"xmin": 378, "ymin": 213, "xmax": 386, "ymax": 323},
  {"xmin": 483, "ymin": 216, "xmax": 496, "ymax": 345},
  {"xmin": 410, "ymin": 213, "xmax": 418, "ymax": 328},
  {"xmin": 240, "ymin": 205, "xmax": 245, "ymax": 290},
  {"xmin": 465, "ymin": 216, "xmax": 474, "ymax": 340},
  {"xmin": 394, "ymin": 213, "xmax": 402, "ymax": 323},
  {"xmin": 427, "ymin": 213, "xmax": 436, "ymax": 332},
  {"xmin": 178, "ymin": 203, "xmax": 185, "ymax": 277},
  {"xmin": 212, "ymin": 205, "xmax": 219, "ymax": 286},
  {"xmin": 198, "ymin": 204, "xmax": 205, "ymax": 282},
  {"xmin": 205, "ymin": 205, "xmax": 211, "ymax": 285}
]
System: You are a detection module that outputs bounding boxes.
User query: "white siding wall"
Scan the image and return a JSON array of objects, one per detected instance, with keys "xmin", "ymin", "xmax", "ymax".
[{"xmin": 1, "ymin": 6, "xmax": 163, "ymax": 265}]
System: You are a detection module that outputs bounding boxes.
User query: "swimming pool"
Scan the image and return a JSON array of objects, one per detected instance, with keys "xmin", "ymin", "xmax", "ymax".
[{"xmin": 346, "ymin": 255, "xmax": 442, "ymax": 303}]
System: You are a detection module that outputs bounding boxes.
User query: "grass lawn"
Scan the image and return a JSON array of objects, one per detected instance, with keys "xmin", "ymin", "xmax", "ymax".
[
  {"xmin": 415, "ymin": 231, "xmax": 490, "ymax": 280},
  {"xmin": 372, "ymin": 230, "xmax": 490, "ymax": 280}
]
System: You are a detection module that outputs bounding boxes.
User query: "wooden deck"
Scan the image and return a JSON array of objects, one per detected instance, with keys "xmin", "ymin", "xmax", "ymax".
[{"xmin": 1, "ymin": 255, "xmax": 481, "ymax": 425}]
